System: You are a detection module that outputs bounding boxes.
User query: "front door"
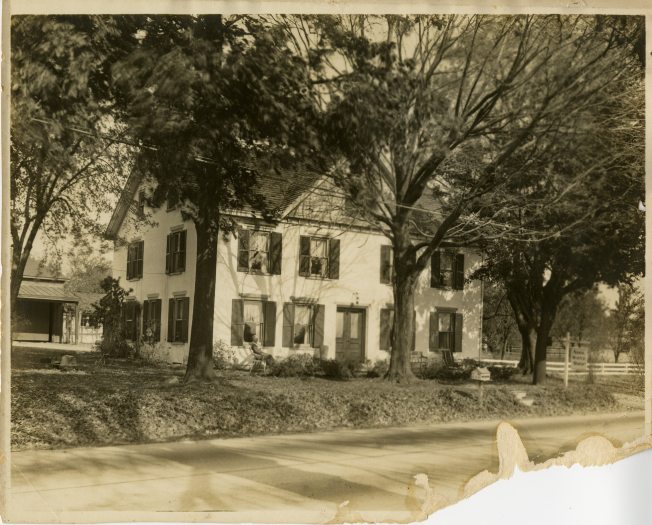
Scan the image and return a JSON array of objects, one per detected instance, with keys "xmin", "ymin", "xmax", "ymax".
[{"xmin": 335, "ymin": 307, "xmax": 365, "ymax": 363}]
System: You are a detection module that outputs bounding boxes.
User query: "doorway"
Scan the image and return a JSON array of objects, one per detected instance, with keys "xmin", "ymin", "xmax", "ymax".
[{"xmin": 335, "ymin": 307, "xmax": 366, "ymax": 363}]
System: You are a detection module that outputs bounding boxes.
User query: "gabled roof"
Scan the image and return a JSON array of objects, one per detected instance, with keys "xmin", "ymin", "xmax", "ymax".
[
  {"xmin": 105, "ymin": 169, "xmax": 324, "ymax": 238},
  {"xmin": 105, "ymin": 170, "xmax": 143, "ymax": 240}
]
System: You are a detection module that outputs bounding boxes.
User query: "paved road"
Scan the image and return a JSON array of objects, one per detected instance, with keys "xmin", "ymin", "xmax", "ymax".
[{"xmin": 8, "ymin": 411, "xmax": 645, "ymax": 522}]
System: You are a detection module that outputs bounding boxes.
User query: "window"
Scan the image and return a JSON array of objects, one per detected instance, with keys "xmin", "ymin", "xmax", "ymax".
[
  {"xmin": 430, "ymin": 251, "xmax": 465, "ymax": 290},
  {"xmin": 126, "ymin": 241, "xmax": 144, "ymax": 280},
  {"xmin": 142, "ymin": 298, "xmax": 162, "ymax": 343},
  {"xmin": 166, "ymin": 230, "xmax": 186, "ymax": 274},
  {"xmin": 237, "ymin": 229, "xmax": 282, "ymax": 275},
  {"xmin": 299, "ymin": 236, "xmax": 340, "ymax": 279},
  {"xmin": 231, "ymin": 299, "xmax": 277, "ymax": 346},
  {"xmin": 167, "ymin": 297, "xmax": 189, "ymax": 343},
  {"xmin": 137, "ymin": 191, "xmax": 146, "ymax": 217},
  {"xmin": 293, "ymin": 305, "xmax": 315, "ymax": 345},
  {"xmin": 380, "ymin": 245, "xmax": 394, "ymax": 284},
  {"xmin": 123, "ymin": 300, "xmax": 140, "ymax": 341},
  {"xmin": 282, "ymin": 303, "xmax": 325, "ymax": 348},
  {"xmin": 243, "ymin": 301, "xmax": 264, "ymax": 342},
  {"xmin": 429, "ymin": 311, "xmax": 463, "ymax": 353}
]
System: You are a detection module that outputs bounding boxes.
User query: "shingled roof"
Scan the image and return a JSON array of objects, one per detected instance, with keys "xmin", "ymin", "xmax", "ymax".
[{"xmin": 105, "ymin": 169, "xmax": 324, "ymax": 238}]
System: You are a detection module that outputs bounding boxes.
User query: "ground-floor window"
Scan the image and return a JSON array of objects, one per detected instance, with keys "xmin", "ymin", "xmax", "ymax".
[
  {"xmin": 167, "ymin": 297, "xmax": 189, "ymax": 343},
  {"xmin": 429, "ymin": 310, "xmax": 463, "ymax": 353},
  {"xmin": 143, "ymin": 298, "xmax": 162, "ymax": 343},
  {"xmin": 123, "ymin": 300, "xmax": 140, "ymax": 342},
  {"xmin": 282, "ymin": 303, "xmax": 325, "ymax": 348},
  {"xmin": 231, "ymin": 299, "xmax": 276, "ymax": 347}
]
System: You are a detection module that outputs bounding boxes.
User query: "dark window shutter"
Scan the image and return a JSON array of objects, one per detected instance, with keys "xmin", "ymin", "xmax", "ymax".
[
  {"xmin": 282, "ymin": 303, "xmax": 295, "ymax": 347},
  {"xmin": 299, "ymin": 236, "xmax": 310, "ymax": 276},
  {"xmin": 411, "ymin": 310, "xmax": 416, "ymax": 352},
  {"xmin": 269, "ymin": 232, "xmax": 282, "ymax": 275},
  {"xmin": 263, "ymin": 301, "xmax": 276, "ymax": 347},
  {"xmin": 230, "ymin": 299, "xmax": 244, "ymax": 346},
  {"xmin": 380, "ymin": 245, "xmax": 391, "ymax": 284},
  {"xmin": 237, "ymin": 229, "xmax": 250, "ymax": 272},
  {"xmin": 430, "ymin": 251, "xmax": 441, "ymax": 288},
  {"xmin": 454, "ymin": 313, "xmax": 463, "ymax": 353},
  {"xmin": 134, "ymin": 302, "xmax": 141, "ymax": 341},
  {"xmin": 429, "ymin": 312, "xmax": 439, "ymax": 352},
  {"xmin": 313, "ymin": 304, "xmax": 325, "ymax": 348},
  {"xmin": 167, "ymin": 298, "xmax": 174, "ymax": 341},
  {"xmin": 138, "ymin": 241, "xmax": 144, "ymax": 278},
  {"xmin": 180, "ymin": 297, "xmax": 190, "ymax": 343},
  {"xmin": 454, "ymin": 253, "xmax": 465, "ymax": 290},
  {"xmin": 179, "ymin": 231, "xmax": 187, "ymax": 272},
  {"xmin": 165, "ymin": 234, "xmax": 172, "ymax": 274},
  {"xmin": 127, "ymin": 245, "xmax": 133, "ymax": 279},
  {"xmin": 328, "ymin": 239, "xmax": 340, "ymax": 279},
  {"xmin": 142, "ymin": 300, "xmax": 150, "ymax": 336},
  {"xmin": 154, "ymin": 299, "xmax": 162, "ymax": 342},
  {"xmin": 379, "ymin": 308, "xmax": 392, "ymax": 350}
]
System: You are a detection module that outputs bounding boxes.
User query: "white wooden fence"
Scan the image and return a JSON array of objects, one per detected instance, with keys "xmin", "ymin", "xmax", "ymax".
[{"xmin": 479, "ymin": 358, "xmax": 641, "ymax": 376}]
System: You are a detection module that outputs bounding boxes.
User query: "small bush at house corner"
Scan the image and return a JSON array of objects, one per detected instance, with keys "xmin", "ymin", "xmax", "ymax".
[{"xmin": 212, "ymin": 340, "xmax": 236, "ymax": 370}]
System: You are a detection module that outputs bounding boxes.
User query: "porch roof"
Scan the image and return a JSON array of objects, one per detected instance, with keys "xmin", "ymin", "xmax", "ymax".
[{"xmin": 18, "ymin": 280, "xmax": 79, "ymax": 303}]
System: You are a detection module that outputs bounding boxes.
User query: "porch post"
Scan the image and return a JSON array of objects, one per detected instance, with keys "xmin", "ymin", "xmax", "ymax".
[{"xmin": 74, "ymin": 303, "xmax": 80, "ymax": 344}]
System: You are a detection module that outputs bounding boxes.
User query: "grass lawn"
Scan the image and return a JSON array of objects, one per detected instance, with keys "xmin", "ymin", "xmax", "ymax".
[{"xmin": 11, "ymin": 346, "xmax": 643, "ymax": 451}]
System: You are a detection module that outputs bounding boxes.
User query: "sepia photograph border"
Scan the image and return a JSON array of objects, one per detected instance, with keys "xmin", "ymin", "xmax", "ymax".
[{"xmin": 1, "ymin": 1, "xmax": 651, "ymax": 523}]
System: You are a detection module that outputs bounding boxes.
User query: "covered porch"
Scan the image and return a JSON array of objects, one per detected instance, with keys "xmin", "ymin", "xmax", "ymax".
[{"xmin": 14, "ymin": 279, "xmax": 80, "ymax": 344}]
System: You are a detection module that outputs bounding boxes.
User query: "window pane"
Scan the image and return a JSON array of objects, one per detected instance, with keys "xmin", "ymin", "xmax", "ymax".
[
  {"xmin": 294, "ymin": 306, "xmax": 312, "ymax": 345},
  {"xmin": 439, "ymin": 332, "xmax": 450, "ymax": 349},
  {"xmin": 349, "ymin": 312, "xmax": 360, "ymax": 339},
  {"xmin": 244, "ymin": 301, "xmax": 262, "ymax": 343},
  {"xmin": 251, "ymin": 232, "xmax": 269, "ymax": 251},
  {"xmin": 311, "ymin": 238, "xmax": 327, "ymax": 257},
  {"xmin": 438, "ymin": 313, "xmax": 451, "ymax": 332},
  {"xmin": 336, "ymin": 311, "xmax": 344, "ymax": 338},
  {"xmin": 441, "ymin": 253, "xmax": 454, "ymax": 271}
]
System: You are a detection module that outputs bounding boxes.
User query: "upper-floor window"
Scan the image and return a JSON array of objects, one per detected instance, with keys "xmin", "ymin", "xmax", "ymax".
[
  {"xmin": 126, "ymin": 241, "xmax": 144, "ymax": 280},
  {"xmin": 430, "ymin": 251, "xmax": 465, "ymax": 290},
  {"xmin": 237, "ymin": 228, "xmax": 282, "ymax": 275},
  {"xmin": 380, "ymin": 245, "xmax": 394, "ymax": 284},
  {"xmin": 299, "ymin": 236, "xmax": 340, "ymax": 279},
  {"xmin": 137, "ymin": 191, "xmax": 146, "ymax": 217},
  {"xmin": 166, "ymin": 230, "xmax": 186, "ymax": 274}
]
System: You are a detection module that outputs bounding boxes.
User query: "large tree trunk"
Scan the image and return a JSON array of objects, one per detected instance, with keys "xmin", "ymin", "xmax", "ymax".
[
  {"xmin": 532, "ymin": 304, "xmax": 555, "ymax": 385},
  {"xmin": 184, "ymin": 218, "xmax": 219, "ymax": 382},
  {"xmin": 517, "ymin": 325, "xmax": 536, "ymax": 374},
  {"xmin": 386, "ymin": 237, "xmax": 418, "ymax": 383}
]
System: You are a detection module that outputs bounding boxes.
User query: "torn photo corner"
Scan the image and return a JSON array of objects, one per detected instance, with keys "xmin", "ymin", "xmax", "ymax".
[{"xmin": 1, "ymin": 1, "xmax": 651, "ymax": 524}]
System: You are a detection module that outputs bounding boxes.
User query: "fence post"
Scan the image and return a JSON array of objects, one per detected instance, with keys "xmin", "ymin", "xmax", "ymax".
[{"xmin": 564, "ymin": 332, "xmax": 570, "ymax": 388}]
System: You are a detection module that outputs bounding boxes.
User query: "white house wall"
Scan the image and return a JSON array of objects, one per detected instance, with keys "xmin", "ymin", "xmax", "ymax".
[
  {"xmin": 213, "ymin": 218, "xmax": 484, "ymax": 364},
  {"xmin": 112, "ymin": 205, "xmax": 198, "ymax": 364},
  {"xmin": 112, "ymin": 195, "xmax": 483, "ymax": 365}
]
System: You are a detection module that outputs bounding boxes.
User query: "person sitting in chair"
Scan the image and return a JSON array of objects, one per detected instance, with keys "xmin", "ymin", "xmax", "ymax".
[{"xmin": 250, "ymin": 335, "xmax": 274, "ymax": 366}]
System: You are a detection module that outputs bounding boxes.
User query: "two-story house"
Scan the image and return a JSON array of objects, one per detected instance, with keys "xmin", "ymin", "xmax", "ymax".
[{"xmin": 106, "ymin": 172, "xmax": 484, "ymax": 365}]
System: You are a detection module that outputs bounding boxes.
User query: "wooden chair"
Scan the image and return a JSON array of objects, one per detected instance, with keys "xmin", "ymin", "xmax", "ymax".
[
  {"xmin": 249, "ymin": 353, "xmax": 268, "ymax": 375},
  {"xmin": 440, "ymin": 349, "xmax": 458, "ymax": 368}
]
